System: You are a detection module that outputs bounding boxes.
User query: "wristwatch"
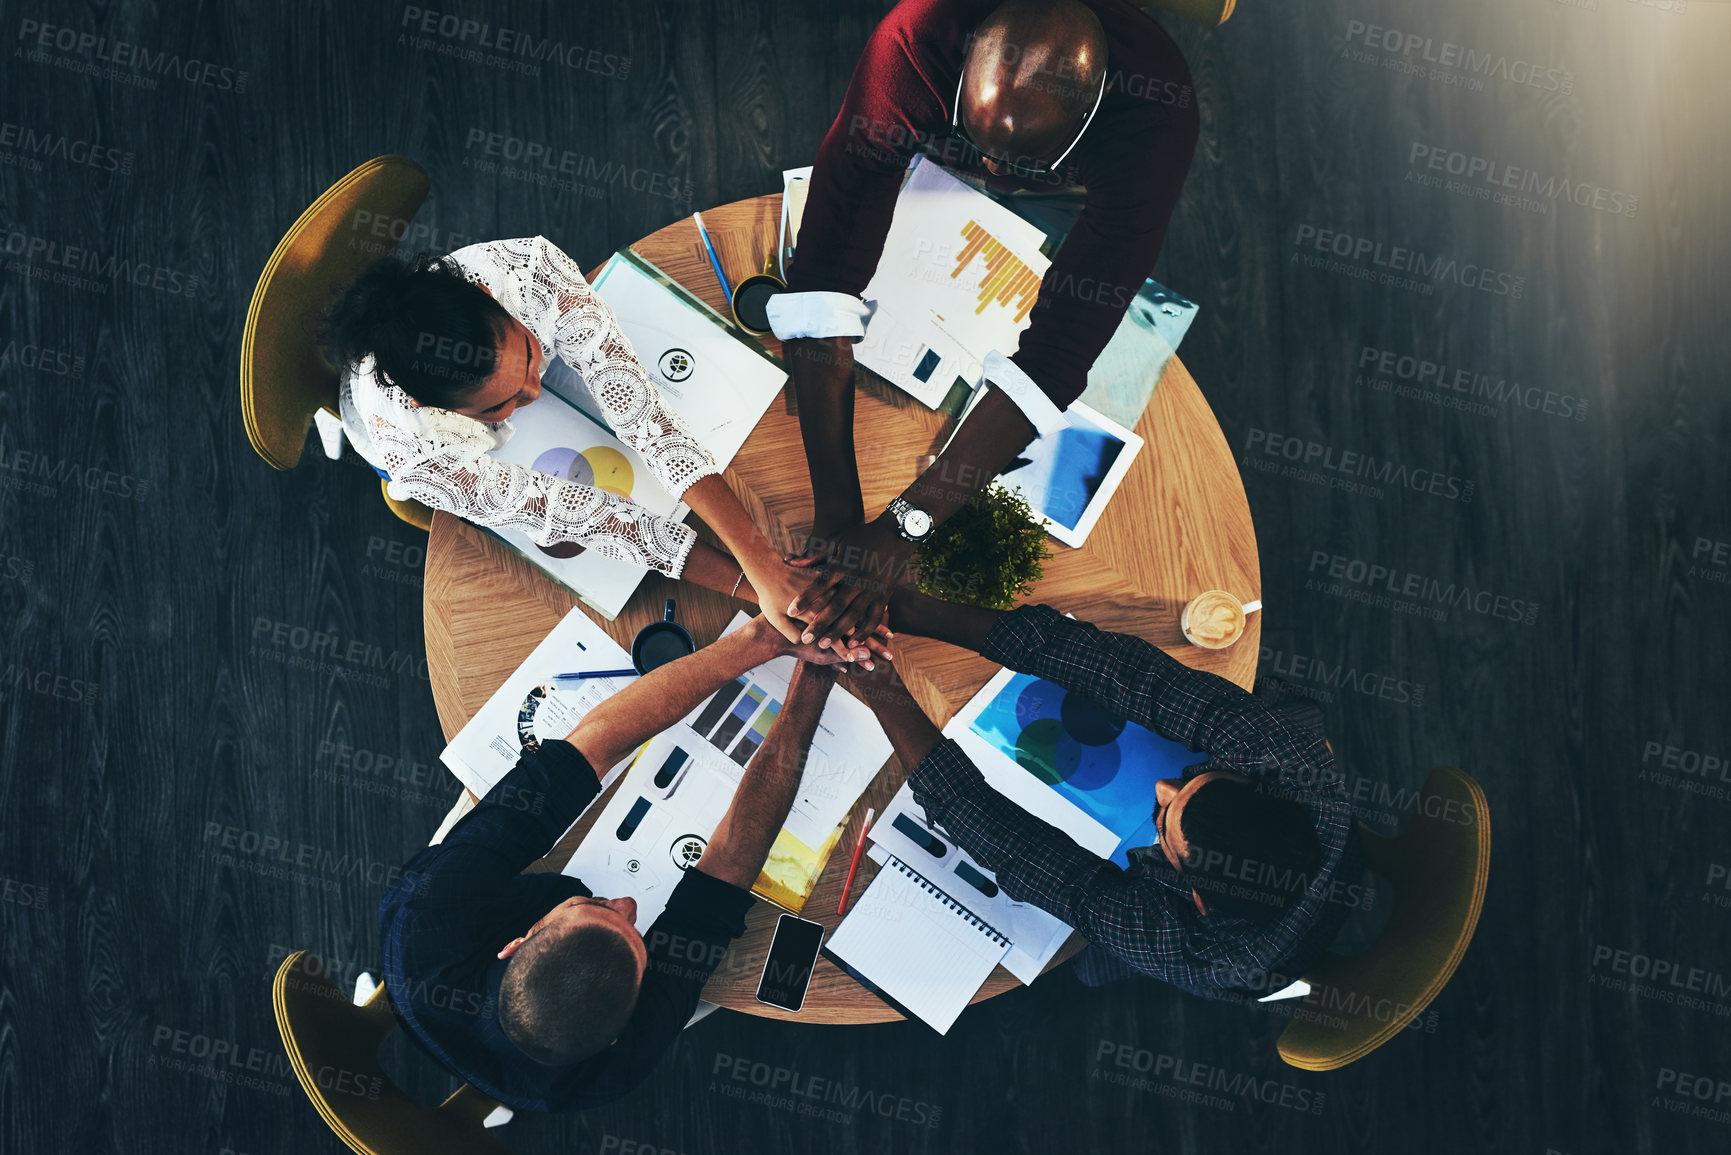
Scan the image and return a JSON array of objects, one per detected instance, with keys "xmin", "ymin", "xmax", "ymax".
[{"xmin": 885, "ymin": 496, "xmax": 934, "ymax": 543}]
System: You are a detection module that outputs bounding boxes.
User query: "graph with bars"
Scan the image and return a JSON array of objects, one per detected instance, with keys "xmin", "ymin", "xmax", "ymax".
[
  {"xmin": 690, "ymin": 676, "xmax": 783, "ymax": 767},
  {"xmin": 952, "ymin": 219, "xmax": 1042, "ymax": 324}
]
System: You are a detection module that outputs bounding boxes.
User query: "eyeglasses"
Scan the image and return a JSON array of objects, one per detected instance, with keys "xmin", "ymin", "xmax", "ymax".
[{"xmin": 951, "ymin": 62, "xmax": 1105, "ymax": 177}]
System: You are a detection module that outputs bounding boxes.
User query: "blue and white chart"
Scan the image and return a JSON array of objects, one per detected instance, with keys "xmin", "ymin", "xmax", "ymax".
[{"xmin": 945, "ymin": 664, "xmax": 1208, "ymax": 866}]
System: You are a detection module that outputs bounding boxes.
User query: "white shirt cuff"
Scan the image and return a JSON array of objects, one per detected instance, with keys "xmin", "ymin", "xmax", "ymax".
[
  {"xmin": 982, "ymin": 351, "xmax": 1068, "ymax": 435},
  {"xmin": 766, "ymin": 291, "xmax": 871, "ymax": 341},
  {"xmin": 314, "ymin": 407, "xmax": 347, "ymax": 460}
]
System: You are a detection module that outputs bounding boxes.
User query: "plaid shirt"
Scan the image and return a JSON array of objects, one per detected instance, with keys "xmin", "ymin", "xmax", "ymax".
[{"xmin": 909, "ymin": 605, "xmax": 1361, "ymax": 1000}]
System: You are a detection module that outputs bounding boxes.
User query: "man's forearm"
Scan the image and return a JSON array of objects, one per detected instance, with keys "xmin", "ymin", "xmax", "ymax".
[
  {"xmin": 896, "ymin": 388, "xmax": 1035, "ymax": 530},
  {"xmin": 888, "ymin": 588, "xmax": 1003, "ymax": 654},
  {"xmin": 567, "ymin": 620, "xmax": 781, "ymax": 772},
  {"xmin": 848, "ymin": 665, "xmax": 945, "ymax": 772},
  {"xmin": 787, "ymin": 336, "xmax": 863, "ymax": 531},
  {"xmin": 779, "ymin": 389, "xmax": 1038, "ymax": 648},
  {"xmin": 980, "ymin": 606, "xmax": 1298, "ymax": 766},
  {"xmin": 699, "ymin": 662, "xmax": 839, "ymax": 888},
  {"xmin": 909, "ymin": 741, "xmax": 1115, "ymax": 936}
]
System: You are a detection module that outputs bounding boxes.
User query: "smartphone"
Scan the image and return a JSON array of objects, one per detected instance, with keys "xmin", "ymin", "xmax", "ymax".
[{"xmin": 755, "ymin": 914, "xmax": 825, "ymax": 1012}]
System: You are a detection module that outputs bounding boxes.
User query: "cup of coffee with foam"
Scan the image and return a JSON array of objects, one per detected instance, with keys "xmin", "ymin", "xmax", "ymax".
[{"xmin": 1180, "ymin": 590, "xmax": 1262, "ymax": 650}]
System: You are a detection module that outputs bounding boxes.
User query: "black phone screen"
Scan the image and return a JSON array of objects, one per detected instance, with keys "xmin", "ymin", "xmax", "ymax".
[{"xmin": 756, "ymin": 914, "xmax": 825, "ymax": 1012}]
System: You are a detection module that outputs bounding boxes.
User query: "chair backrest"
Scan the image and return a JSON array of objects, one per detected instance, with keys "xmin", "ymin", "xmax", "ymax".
[
  {"xmin": 241, "ymin": 156, "xmax": 430, "ymax": 470},
  {"xmin": 1127, "ymin": 0, "xmax": 1235, "ymax": 28},
  {"xmin": 272, "ymin": 951, "xmax": 515, "ymax": 1154},
  {"xmin": 381, "ymin": 478, "xmax": 435, "ymax": 531},
  {"xmin": 1277, "ymin": 766, "xmax": 1490, "ymax": 1071}
]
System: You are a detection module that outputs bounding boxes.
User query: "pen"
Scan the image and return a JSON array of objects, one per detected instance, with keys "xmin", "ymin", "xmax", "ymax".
[
  {"xmin": 552, "ymin": 669, "xmax": 639, "ymax": 682},
  {"xmin": 836, "ymin": 807, "xmax": 875, "ymax": 916},
  {"xmin": 692, "ymin": 211, "xmax": 732, "ymax": 304}
]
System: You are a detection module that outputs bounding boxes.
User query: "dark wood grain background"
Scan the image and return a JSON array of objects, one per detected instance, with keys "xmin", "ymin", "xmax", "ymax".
[{"xmin": 1, "ymin": 1, "xmax": 1726, "ymax": 1153}]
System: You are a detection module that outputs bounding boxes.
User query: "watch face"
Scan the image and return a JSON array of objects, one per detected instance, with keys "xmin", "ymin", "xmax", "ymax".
[{"xmin": 903, "ymin": 509, "xmax": 932, "ymax": 539}]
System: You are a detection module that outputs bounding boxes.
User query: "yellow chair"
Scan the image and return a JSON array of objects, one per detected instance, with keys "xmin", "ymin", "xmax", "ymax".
[
  {"xmin": 381, "ymin": 478, "xmax": 435, "ymax": 532},
  {"xmin": 1277, "ymin": 766, "xmax": 1491, "ymax": 1070},
  {"xmin": 272, "ymin": 950, "xmax": 515, "ymax": 1154},
  {"xmin": 1130, "ymin": 0, "xmax": 1235, "ymax": 27},
  {"xmin": 240, "ymin": 154, "xmax": 436, "ymax": 530}
]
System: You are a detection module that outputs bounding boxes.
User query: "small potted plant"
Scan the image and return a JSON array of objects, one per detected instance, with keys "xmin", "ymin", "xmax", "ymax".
[{"xmin": 915, "ymin": 486, "xmax": 1052, "ymax": 609}]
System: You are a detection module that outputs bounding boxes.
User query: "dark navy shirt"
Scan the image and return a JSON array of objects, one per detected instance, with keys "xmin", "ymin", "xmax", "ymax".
[{"xmin": 377, "ymin": 739, "xmax": 755, "ymax": 1111}]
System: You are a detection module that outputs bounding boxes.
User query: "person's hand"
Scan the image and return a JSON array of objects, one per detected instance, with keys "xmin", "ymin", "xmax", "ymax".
[
  {"xmin": 785, "ymin": 517, "xmax": 914, "ymax": 656},
  {"xmin": 732, "ymin": 549, "xmax": 877, "ymax": 662},
  {"xmin": 734, "ymin": 576, "xmax": 893, "ymax": 669},
  {"xmin": 744, "ymin": 613, "xmax": 871, "ymax": 669},
  {"xmin": 740, "ymin": 554, "xmax": 882, "ymax": 664},
  {"xmin": 782, "ymin": 515, "xmax": 898, "ymax": 665},
  {"xmin": 738, "ymin": 552, "xmax": 823, "ymax": 639}
]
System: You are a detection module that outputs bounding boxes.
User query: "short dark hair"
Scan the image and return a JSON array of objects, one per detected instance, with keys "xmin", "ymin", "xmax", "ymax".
[
  {"xmin": 1176, "ymin": 779, "xmax": 1322, "ymax": 921},
  {"xmin": 499, "ymin": 920, "xmax": 642, "ymax": 1065},
  {"xmin": 317, "ymin": 252, "xmax": 513, "ymax": 408}
]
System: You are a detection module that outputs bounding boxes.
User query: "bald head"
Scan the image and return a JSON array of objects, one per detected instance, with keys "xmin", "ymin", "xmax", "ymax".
[{"xmin": 961, "ymin": 0, "xmax": 1107, "ymax": 168}]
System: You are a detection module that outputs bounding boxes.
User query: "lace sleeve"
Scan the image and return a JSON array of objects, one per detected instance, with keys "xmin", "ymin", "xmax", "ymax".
[
  {"xmin": 366, "ymin": 406, "xmax": 697, "ymax": 578},
  {"xmin": 530, "ymin": 236, "xmax": 720, "ymax": 500}
]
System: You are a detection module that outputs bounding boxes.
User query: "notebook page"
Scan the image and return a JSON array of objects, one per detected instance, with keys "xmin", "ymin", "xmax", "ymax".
[{"xmin": 824, "ymin": 857, "xmax": 1009, "ymax": 1034}]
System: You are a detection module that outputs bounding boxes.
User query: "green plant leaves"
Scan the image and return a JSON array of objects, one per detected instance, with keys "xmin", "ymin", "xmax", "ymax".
[{"xmin": 913, "ymin": 487, "xmax": 1052, "ymax": 609}]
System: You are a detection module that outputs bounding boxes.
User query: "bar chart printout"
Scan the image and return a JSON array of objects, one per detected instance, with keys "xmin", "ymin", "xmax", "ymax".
[
  {"xmin": 853, "ymin": 159, "xmax": 1052, "ymax": 411},
  {"xmin": 729, "ymin": 698, "xmax": 782, "ymax": 765},
  {"xmin": 691, "ymin": 678, "xmax": 745, "ymax": 735},
  {"xmin": 953, "ymin": 219, "xmax": 1042, "ymax": 324},
  {"xmin": 689, "ymin": 678, "xmax": 780, "ymax": 767}
]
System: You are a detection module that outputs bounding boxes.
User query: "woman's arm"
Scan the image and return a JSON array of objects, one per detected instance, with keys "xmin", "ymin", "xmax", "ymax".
[
  {"xmin": 359, "ymin": 397, "xmax": 701, "ymax": 576},
  {"xmin": 526, "ymin": 237, "xmax": 850, "ymax": 650},
  {"xmin": 531, "ymin": 237, "xmax": 721, "ymax": 500}
]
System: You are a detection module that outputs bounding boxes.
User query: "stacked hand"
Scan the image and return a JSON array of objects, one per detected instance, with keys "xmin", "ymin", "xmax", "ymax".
[
  {"xmin": 746, "ymin": 612, "xmax": 866, "ymax": 668},
  {"xmin": 739, "ymin": 561, "xmax": 894, "ymax": 669},
  {"xmin": 782, "ymin": 517, "xmax": 914, "ymax": 664},
  {"xmin": 730, "ymin": 549, "xmax": 882, "ymax": 667}
]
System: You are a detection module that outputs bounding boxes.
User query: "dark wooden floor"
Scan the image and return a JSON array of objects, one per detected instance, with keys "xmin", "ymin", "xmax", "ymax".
[{"xmin": 2, "ymin": 1, "xmax": 1727, "ymax": 1152}]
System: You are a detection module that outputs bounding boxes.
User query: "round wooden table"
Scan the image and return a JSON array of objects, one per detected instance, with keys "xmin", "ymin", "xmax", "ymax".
[{"xmin": 423, "ymin": 194, "xmax": 1261, "ymax": 1024}]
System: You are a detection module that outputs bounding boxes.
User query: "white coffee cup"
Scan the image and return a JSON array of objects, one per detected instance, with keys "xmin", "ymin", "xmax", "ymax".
[{"xmin": 1181, "ymin": 590, "xmax": 1262, "ymax": 650}]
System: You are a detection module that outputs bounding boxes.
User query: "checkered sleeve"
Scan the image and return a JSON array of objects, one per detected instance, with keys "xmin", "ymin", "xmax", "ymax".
[
  {"xmin": 980, "ymin": 605, "xmax": 1338, "ymax": 793},
  {"xmin": 909, "ymin": 739, "xmax": 1209, "ymax": 984}
]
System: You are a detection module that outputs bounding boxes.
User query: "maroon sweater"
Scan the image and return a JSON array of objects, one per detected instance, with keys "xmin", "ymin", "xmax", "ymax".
[{"xmin": 788, "ymin": 0, "xmax": 1199, "ymax": 408}]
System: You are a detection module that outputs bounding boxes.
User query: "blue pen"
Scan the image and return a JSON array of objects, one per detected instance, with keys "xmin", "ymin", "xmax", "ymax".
[
  {"xmin": 552, "ymin": 668, "xmax": 639, "ymax": 683},
  {"xmin": 692, "ymin": 211, "xmax": 732, "ymax": 304}
]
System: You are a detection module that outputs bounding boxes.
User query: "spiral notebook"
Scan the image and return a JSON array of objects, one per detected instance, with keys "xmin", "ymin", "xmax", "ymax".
[{"xmin": 821, "ymin": 854, "xmax": 1011, "ymax": 1034}]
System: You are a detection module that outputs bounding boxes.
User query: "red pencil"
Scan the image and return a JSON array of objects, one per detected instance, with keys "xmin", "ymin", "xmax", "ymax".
[{"xmin": 835, "ymin": 807, "xmax": 876, "ymax": 916}]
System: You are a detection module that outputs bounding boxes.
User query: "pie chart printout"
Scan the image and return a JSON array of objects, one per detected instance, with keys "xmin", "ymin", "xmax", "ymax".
[
  {"xmin": 529, "ymin": 446, "xmax": 637, "ymax": 557},
  {"xmin": 532, "ymin": 446, "xmax": 636, "ymax": 499},
  {"xmin": 969, "ymin": 673, "xmax": 1209, "ymax": 849}
]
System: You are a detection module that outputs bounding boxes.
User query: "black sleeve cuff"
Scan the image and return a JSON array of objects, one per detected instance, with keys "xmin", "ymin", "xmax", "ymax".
[
  {"xmin": 668, "ymin": 866, "xmax": 757, "ymax": 940},
  {"xmin": 480, "ymin": 738, "xmax": 604, "ymax": 844}
]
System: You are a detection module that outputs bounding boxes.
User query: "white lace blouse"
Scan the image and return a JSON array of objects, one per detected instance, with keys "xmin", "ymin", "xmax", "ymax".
[{"xmin": 337, "ymin": 235, "xmax": 718, "ymax": 577}]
